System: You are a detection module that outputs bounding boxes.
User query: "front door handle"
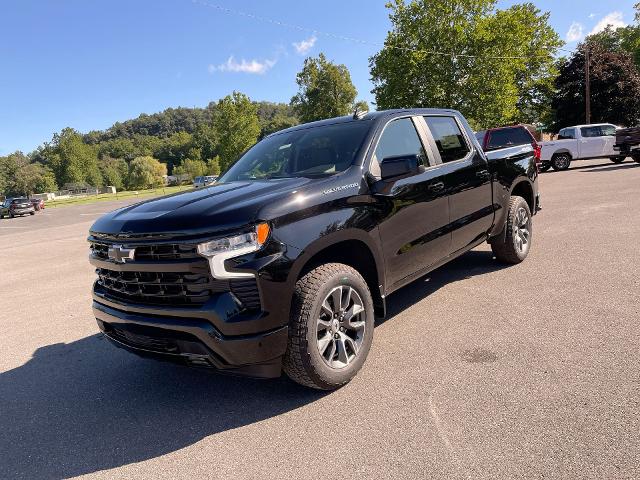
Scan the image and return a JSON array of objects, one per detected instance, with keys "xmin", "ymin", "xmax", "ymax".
[
  {"xmin": 476, "ymin": 170, "xmax": 491, "ymax": 180},
  {"xmin": 428, "ymin": 181, "xmax": 445, "ymax": 192}
]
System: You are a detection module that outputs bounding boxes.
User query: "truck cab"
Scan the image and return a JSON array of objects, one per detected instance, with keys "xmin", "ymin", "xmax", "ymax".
[{"xmin": 540, "ymin": 124, "xmax": 622, "ymax": 171}]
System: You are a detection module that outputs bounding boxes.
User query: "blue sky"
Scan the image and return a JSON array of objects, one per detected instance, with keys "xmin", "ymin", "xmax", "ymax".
[{"xmin": 0, "ymin": 0, "xmax": 636, "ymax": 154}]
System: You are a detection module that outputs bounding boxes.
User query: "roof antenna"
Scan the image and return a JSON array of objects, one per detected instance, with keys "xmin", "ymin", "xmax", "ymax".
[{"xmin": 353, "ymin": 106, "xmax": 368, "ymax": 119}]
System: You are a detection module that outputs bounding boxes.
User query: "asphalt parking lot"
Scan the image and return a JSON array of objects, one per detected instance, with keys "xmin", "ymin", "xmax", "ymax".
[{"xmin": 1, "ymin": 158, "xmax": 639, "ymax": 480}]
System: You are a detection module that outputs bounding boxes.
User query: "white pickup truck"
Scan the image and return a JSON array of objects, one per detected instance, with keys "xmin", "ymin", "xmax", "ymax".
[{"xmin": 539, "ymin": 123, "xmax": 624, "ymax": 171}]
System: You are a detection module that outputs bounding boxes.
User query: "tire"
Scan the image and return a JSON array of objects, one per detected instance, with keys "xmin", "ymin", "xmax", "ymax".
[
  {"xmin": 491, "ymin": 196, "xmax": 532, "ymax": 265},
  {"xmin": 283, "ymin": 263, "xmax": 375, "ymax": 390},
  {"xmin": 611, "ymin": 157, "xmax": 625, "ymax": 164},
  {"xmin": 633, "ymin": 155, "xmax": 640, "ymax": 164},
  {"xmin": 539, "ymin": 163, "xmax": 551, "ymax": 172},
  {"xmin": 551, "ymin": 153, "xmax": 571, "ymax": 171},
  {"xmin": 30, "ymin": 212, "xmax": 35, "ymax": 215}
]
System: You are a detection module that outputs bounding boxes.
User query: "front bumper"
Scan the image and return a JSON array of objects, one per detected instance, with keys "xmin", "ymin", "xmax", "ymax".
[{"xmin": 94, "ymin": 298, "xmax": 288, "ymax": 378}]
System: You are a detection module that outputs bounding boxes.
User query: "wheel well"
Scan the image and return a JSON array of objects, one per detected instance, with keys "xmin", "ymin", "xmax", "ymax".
[
  {"xmin": 552, "ymin": 151, "xmax": 572, "ymax": 159},
  {"xmin": 298, "ymin": 240, "xmax": 384, "ymax": 318},
  {"xmin": 511, "ymin": 181, "xmax": 534, "ymax": 212}
]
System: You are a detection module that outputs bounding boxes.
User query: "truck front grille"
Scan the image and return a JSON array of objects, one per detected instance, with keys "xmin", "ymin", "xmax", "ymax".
[
  {"xmin": 90, "ymin": 238, "xmax": 261, "ymax": 311},
  {"xmin": 96, "ymin": 268, "xmax": 229, "ymax": 306},
  {"xmin": 90, "ymin": 241, "xmax": 199, "ymax": 261}
]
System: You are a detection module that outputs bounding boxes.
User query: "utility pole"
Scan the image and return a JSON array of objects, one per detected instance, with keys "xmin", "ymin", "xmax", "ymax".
[{"xmin": 585, "ymin": 46, "xmax": 591, "ymax": 124}]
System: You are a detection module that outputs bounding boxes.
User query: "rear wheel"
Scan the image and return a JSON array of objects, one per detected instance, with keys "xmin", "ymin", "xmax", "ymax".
[
  {"xmin": 611, "ymin": 157, "xmax": 625, "ymax": 164},
  {"xmin": 490, "ymin": 195, "xmax": 532, "ymax": 264},
  {"xmin": 283, "ymin": 263, "xmax": 374, "ymax": 390},
  {"xmin": 551, "ymin": 153, "xmax": 571, "ymax": 171},
  {"xmin": 633, "ymin": 154, "xmax": 640, "ymax": 164}
]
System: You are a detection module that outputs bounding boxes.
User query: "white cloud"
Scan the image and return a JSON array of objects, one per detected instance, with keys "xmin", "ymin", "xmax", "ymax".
[
  {"xmin": 208, "ymin": 56, "xmax": 277, "ymax": 75},
  {"xmin": 292, "ymin": 35, "xmax": 317, "ymax": 55},
  {"xmin": 589, "ymin": 11, "xmax": 626, "ymax": 35},
  {"xmin": 566, "ymin": 21, "xmax": 585, "ymax": 42}
]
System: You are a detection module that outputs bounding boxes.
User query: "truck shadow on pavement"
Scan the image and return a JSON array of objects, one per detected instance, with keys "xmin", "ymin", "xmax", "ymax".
[
  {"xmin": 0, "ymin": 249, "xmax": 506, "ymax": 480},
  {"xmin": 382, "ymin": 249, "xmax": 505, "ymax": 320}
]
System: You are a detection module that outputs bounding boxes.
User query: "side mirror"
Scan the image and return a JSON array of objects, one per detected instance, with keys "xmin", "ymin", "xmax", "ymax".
[{"xmin": 379, "ymin": 154, "xmax": 421, "ymax": 180}]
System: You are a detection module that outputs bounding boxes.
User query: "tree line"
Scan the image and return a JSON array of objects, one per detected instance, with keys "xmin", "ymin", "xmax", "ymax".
[{"xmin": 2, "ymin": 0, "xmax": 640, "ymax": 197}]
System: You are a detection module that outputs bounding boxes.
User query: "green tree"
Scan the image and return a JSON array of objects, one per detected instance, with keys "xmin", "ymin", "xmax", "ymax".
[
  {"xmin": 206, "ymin": 156, "xmax": 221, "ymax": 176},
  {"xmin": 47, "ymin": 128, "xmax": 102, "ymax": 187},
  {"xmin": 291, "ymin": 53, "xmax": 358, "ymax": 122},
  {"xmin": 34, "ymin": 166, "xmax": 58, "ymax": 193},
  {"xmin": 192, "ymin": 124, "xmax": 219, "ymax": 161},
  {"xmin": 370, "ymin": 0, "xmax": 562, "ymax": 129},
  {"xmin": 0, "ymin": 153, "xmax": 58, "ymax": 196},
  {"xmin": 214, "ymin": 92, "xmax": 261, "ymax": 171},
  {"xmin": 173, "ymin": 158, "xmax": 207, "ymax": 180},
  {"xmin": 155, "ymin": 131, "xmax": 194, "ymax": 173},
  {"xmin": 551, "ymin": 42, "xmax": 640, "ymax": 129},
  {"xmin": 128, "ymin": 156, "xmax": 167, "ymax": 189},
  {"xmin": 99, "ymin": 157, "xmax": 128, "ymax": 190}
]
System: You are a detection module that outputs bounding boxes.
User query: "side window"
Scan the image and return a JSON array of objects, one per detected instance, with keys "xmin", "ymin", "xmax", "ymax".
[
  {"xmin": 370, "ymin": 118, "xmax": 426, "ymax": 177},
  {"xmin": 424, "ymin": 116, "xmax": 470, "ymax": 163},
  {"xmin": 601, "ymin": 125, "xmax": 616, "ymax": 136},
  {"xmin": 580, "ymin": 126, "xmax": 601, "ymax": 138}
]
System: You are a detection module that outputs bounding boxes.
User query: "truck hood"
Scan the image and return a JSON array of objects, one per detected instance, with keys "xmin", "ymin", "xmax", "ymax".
[{"xmin": 90, "ymin": 178, "xmax": 312, "ymax": 238}]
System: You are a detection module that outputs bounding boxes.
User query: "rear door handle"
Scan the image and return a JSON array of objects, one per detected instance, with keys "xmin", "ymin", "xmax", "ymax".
[
  {"xmin": 428, "ymin": 181, "xmax": 445, "ymax": 192},
  {"xmin": 476, "ymin": 170, "xmax": 491, "ymax": 180}
]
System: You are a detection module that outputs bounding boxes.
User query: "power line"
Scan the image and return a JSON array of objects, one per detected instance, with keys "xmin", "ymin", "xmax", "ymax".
[{"xmin": 192, "ymin": 0, "xmax": 574, "ymax": 61}]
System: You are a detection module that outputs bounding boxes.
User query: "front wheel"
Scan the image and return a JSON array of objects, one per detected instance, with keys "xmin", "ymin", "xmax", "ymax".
[
  {"xmin": 633, "ymin": 154, "xmax": 640, "ymax": 164},
  {"xmin": 283, "ymin": 263, "xmax": 375, "ymax": 390},
  {"xmin": 490, "ymin": 195, "xmax": 532, "ymax": 264},
  {"xmin": 551, "ymin": 154, "xmax": 571, "ymax": 171},
  {"xmin": 611, "ymin": 156, "xmax": 626, "ymax": 164}
]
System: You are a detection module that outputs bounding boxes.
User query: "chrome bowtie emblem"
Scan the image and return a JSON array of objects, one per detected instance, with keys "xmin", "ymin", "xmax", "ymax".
[{"xmin": 107, "ymin": 245, "xmax": 136, "ymax": 263}]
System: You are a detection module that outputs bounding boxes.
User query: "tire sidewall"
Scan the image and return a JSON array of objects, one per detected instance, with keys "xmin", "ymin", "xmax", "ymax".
[
  {"xmin": 552, "ymin": 154, "xmax": 571, "ymax": 171},
  {"xmin": 301, "ymin": 267, "xmax": 374, "ymax": 388},
  {"xmin": 509, "ymin": 197, "xmax": 532, "ymax": 261}
]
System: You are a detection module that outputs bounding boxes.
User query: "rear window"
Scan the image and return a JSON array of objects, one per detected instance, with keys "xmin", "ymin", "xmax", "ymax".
[
  {"xmin": 485, "ymin": 127, "xmax": 533, "ymax": 151},
  {"xmin": 12, "ymin": 198, "xmax": 29, "ymax": 203}
]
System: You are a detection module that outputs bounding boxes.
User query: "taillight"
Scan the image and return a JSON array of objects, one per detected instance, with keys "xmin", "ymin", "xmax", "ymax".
[{"xmin": 532, "ymin": 142, "xmax": 541, "ymax": 172}]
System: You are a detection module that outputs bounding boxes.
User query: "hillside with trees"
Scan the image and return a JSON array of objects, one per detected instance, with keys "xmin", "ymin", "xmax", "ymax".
[{"xmin": 3, "ymin": 1, "xmax": 640, "ymax": 198}]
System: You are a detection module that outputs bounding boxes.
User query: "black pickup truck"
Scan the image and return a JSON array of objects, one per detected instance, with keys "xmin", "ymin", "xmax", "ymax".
[
  {"xmin": 89, "ymin": 109, "xmax": 540, "ymax": 390},
  {"xmin": 614, "ymin": 127, "xmax": 640, "ymax": 163}
]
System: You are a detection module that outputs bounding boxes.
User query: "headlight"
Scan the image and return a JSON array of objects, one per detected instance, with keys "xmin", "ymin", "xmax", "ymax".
[{"xmin": 197, "ymin": 223, "xmax": 270, "ymax": 279}]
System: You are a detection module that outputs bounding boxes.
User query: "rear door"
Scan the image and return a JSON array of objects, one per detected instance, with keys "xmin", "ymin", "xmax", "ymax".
[
  {"xmin": 422, "ymin": 115, "xmax": 494, "ymax": 254},
  {"xmin": 371, "ymin": 116, "xmax": 451, "ymax": 289}
]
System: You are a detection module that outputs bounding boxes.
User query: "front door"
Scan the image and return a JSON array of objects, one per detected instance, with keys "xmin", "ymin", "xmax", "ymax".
[
  {"xmin": 422, "ymin": 115, "xmax": 494, "ymax": 253},
  {"xmin": 370, "ymin": 117, "xmax": 452, "ymax": 289},
  {"xmin": 579, "ymin": 125, "xmax": 609, "ymax": 158}
]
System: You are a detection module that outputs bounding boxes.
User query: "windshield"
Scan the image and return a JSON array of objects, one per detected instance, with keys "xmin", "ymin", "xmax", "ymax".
[
  {"xmin": 13, "ymin": 198, "xmax": 29, "ymax": 203},
  {"xmin": 220, "ymin": 122, "xmax": 370, "ymax": 182}
]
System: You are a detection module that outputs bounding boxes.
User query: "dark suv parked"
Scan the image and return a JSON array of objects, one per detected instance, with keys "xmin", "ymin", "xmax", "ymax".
[
  {"xmin": 89, "ymin": 109, "xmax": 540, "ymax": 390},
  {"xmin": 0, "ymin": 198, "xmax": 36, "ymax": 218}
]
